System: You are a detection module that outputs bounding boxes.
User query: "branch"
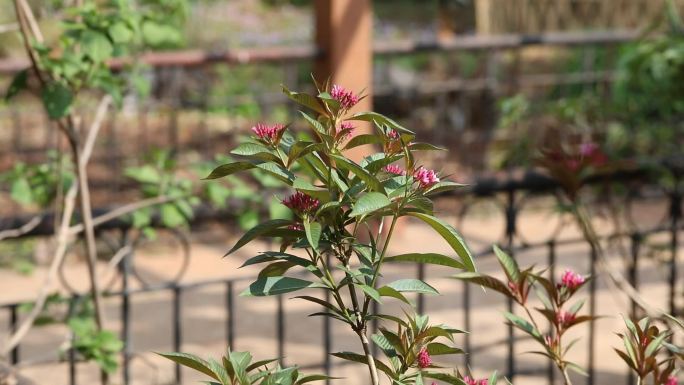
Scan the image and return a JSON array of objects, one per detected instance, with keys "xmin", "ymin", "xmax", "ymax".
[
  {"xmin": 0, "ymin": 23, "xmax": 19, "ymax": 34},
  {"xmin": 1, "ymin": 184, "xmax": 77, "ymax": 357},
  {"xmin": 81, "ymin": 95, "xmax": 111, "ymax": 165},
  {"xmin": 0, "ymin": 216, "xmax": 42, "ymax": 242},
  {"xmin": 67, "ymin": 195, "xmax": 175, "ymax": 237}
]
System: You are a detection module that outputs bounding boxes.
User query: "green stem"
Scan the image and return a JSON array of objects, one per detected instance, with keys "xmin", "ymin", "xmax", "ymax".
[{"xmin": 362, "ymin": 213, "xmax": 399, "ymax": 315}]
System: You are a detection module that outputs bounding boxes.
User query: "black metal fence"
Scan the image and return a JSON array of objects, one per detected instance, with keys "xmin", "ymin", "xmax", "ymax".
[{"xmin": 1, "ymin": 165, "xmax": 682, "ymax": 385}]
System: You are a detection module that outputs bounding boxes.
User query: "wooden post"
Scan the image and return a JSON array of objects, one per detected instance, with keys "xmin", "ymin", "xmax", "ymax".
[
  {"xmin": 315, "ymin": 0, "xmax": 373, "ymax": 162},
  {"xmin": 475, "ymin": 0, "xmax": 493, "ymax": 35}
]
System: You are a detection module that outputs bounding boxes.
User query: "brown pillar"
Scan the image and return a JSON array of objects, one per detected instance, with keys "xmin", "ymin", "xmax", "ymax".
[{"xmin": 315, "ymin": 0, "xmax": 373, "ymax": 161}]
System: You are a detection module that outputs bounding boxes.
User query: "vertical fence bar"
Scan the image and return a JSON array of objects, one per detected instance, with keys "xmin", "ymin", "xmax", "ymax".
[
  {"xmin": 226, "ymin": 281, "xmax": 235, "ymax": 349},
  {"xmin": 417, "ymin": 263, "xmax": 426, "ymax": 314},
  {"xmin": 277, "ymin": 295, "xmax": 285, "ymax": 366},
  {"xmin": 120, "ymin": 231, "xmax": 132, "ymax": 385},
  {"xmin": 505, "ymin": 189, "xmax": 516, "ymax": 380},
  {"xmin": 323, "ymin": 288, "xmax": 332, "ymax": 385},
  {"xmin": 463, "ymin": 279, "xmax": 471, "ymax": 368},
  {"xmin": 629, "ymin": 234, "xmax": 640, "ymax": 319},
  {"xmin": 371, "ymin": 300, "xmax": 379, "ymax": 357},
  {"xmin": 588, "ymin": 244, "xmax": 597, "ymax": 385},
  {"xmin": 67, "ymin": 296, "xmax": 80, "ymax": 385},
  {"xmin": 323, "ymin": 254, "xmax": 332, "ymax": 385},
  {"xmin": 69, "ymin": 333, "xmax": 77, "ymax": 385},
  {"xmin": 547, "ymin": 241, "xmax": 556, "ymax": 385},
  {"xmin": 669, "ymin": 189, "xmax": 680, "ymax": 316},
  {"xmin": 9, "ymin": 305, "xmax": 19, "ymax": 365},
  {"xmin": 172, "ymin": 287, "xmax": 182, "ymax": 384},
  {"xmin": 626, "ymin": 233, "xmax": 640, "ymax": 385}
]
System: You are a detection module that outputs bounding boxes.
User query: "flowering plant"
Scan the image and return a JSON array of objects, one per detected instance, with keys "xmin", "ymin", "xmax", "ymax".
[
  {"xmin": 162, "ymin": 80, "xmax": 483, "ymax": 385},
  {"xmin": 456, "ymin": 246, "xmax": 594, "ymax": 384}
]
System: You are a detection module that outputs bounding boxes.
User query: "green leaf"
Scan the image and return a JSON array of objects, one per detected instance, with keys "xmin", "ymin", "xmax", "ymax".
[
  {"xmin": 407, "ymin": 212, "xmax": 476, "ymax": 272},
  {"xmin": 226, "ymin": 219, "xmax": 292, "ymax": 255},
  {"xmin": 343, "ymin": 134, "xmax": 384, "ymax": 150},
  {"xmin": 385, "ymin": 253, "xmax": 465, "ymax": 269},
  {"xmin": 356, "ymin": 284, "xmax": 382, "ymax": 303},
  {"xmin": 231, "ymin": 143, "xmax": 280, "ymax": 162},
  {"xmin": 41, "ymin": 82, "xmax": 73, "ymax": 119},
  {"xmin": 256, "ymin": 162, "xmax": 295, "ymax": 184},
  {"xmin": 645, "ymin": 332, "xmax": 670, "ymax": 356},
  {"xmin": 156, "ymin": 352, "xmax": 219, "ymax": 381},
  {"xmin": 347, "ymin": 111, "xmax": 414, "ymax": 135},
  {"xmin": 5, "ymin": 69, "xmax": 28, "ymax": 101},
  {"xmin": 422, "ymin": 372, "xmax": 467, "ymax": 385},
  {"xmin": 241, "ymin": 277, "xmax": 324, "ymax": 296},
  {"xmin": 408, "ymin": 142, "xmax": 446, "ymax": 151},
  {"xmin": 299, "ymin": 111, "xmax": 327, "ymax": 135},
  {"xmin": 493, "ymin": 245, "xmax": 520, "ymax": 282},
  {"xmin": 160, "ymin": 204, "xmax": 186, "ymax": 228},
  {"xmin": 10, "ymin": 177, "xmax": 33, "ymax": 206},
  {"xmin": 424, "ymin": 181, "xmax": 467, "ymax": 196},
  {"xmin": 377, "ymin": 286, "xmax": 412, "ymax": 305},
  {"xmin": 82, "ymin": 30, "xmax": 113, "ymax": 62},
  {"xmin": 304, "ymin": 220, "xmax": 322, "ymax": 250},
  {"xmin": 330, "ymin": 352, "xmax": 394, "ymax": 377},
  {"xmin": 426, "ymin": 342, "xmax": 463, "ymax": 356},
  {"xmin": 387, "ymin": 279, "xmax": 439, "ymax": 295},
  {"xmin": 349, "ymin": 192, "xmax": 391, "ymax": 218},
  {"xmin": 108, "ymin": 22, "xmax": 133, "ymax": 43},
  {"xmin": 488, "ymin": 371, "xmax": 499, "ymax": 385},
  {"xmin": 204, "ymin": 162, "xmax": 255, "ymax": 179},
  {"xmin": 503, "ymin": 312, "xmax": 542, "ymax": 341},
  {"xmin": 332, "ymin": 155, "xmax": 384, "ymax": 192},
  {"xmin": 282, "ymin": 85, "xmax": 327, "ymax": 115}
]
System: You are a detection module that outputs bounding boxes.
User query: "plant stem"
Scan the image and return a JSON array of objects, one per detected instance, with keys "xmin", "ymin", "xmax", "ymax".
[
  {"xmin": 362, "ymin": 213, "xmax": 399, "ymax": 315},
  {"xmin": 70, "ymin": 136, "xmax": 105, "ymax": 330},
  {"xmin": 358, "ymin": 329, "xmax": 381, "ymax": 385},
  {"xmin": 561, "ymin": 366, "xmax": 573, "ymax": 385}
]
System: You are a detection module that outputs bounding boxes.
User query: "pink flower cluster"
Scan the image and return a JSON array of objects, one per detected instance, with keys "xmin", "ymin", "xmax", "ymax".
[
  {"xmin": 556, "ymin": 311, "xmax": 576, "ymax": 327},
  {"xmin": 463, "ymin": 376, "xmax": 488, "ymax": 385},
  {"xmin": 416, "ymin": 347, "xmax": 432, "ymax": 368},
  {"xmin": 560, "ymin": 269, "xmax": 585, "ymax": 290},
  {"xmin": 282, "ymin": 192, "xmax": 320, "ymax": 214},
  {"xmin": 384, "ymin": 164, "xmax": 405, "ymax": 176},
  {"xmin": 330, "ymin": 84, "xmax": 359, "ymax": 110},
  {"xmin": 667, "ymin": 376, "xmax": 678, "ymax": 385},
  {"xmin": 414, "ymin": 167, "xmax": 440, "ymax": 189},
  {"xmin": 336, "ymin": 121, "xmax": 355, "ymax": 139},
  {"xmin": 251, "ymin": 123, "xmax": 286, "ymax": 143}
]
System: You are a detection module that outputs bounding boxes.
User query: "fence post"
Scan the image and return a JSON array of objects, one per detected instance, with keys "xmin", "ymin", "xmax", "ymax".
[{"xmin": 314, "ymin": 0, "xmax": 373, "ymax": 162}]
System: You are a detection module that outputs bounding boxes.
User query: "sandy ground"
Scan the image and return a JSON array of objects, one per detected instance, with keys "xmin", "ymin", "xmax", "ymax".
[{"xmin": 0, "ymin": 198, "xmax": 682, "ymax": 385}]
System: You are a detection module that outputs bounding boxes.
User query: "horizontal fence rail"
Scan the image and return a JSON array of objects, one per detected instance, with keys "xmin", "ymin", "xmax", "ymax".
[{"xmin": 0, "ymin": 30, "xmax": 638, "ymax": 74}]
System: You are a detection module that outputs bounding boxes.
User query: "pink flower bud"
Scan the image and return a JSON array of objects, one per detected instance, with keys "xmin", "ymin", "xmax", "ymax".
[
  {"xmin": 463, "ymin": 376, "xmax": 488, "ymax": 385},
  {"xmin": 251, "ymin": 123, "xmax": 286, "ymax": 143},
  {"xmin": 336, "ymin": 121, "xmax": 355, "ymax": 139},
  {"xmin": 384, "ymin": 164, "xmax": 406, "ymax": 176},
  {"xmin": 413, "ymin": 167, "xmax": 440, "ymax": 189},
  {"xmin": 666, "ymin": 376, "xmax": 678, "ymax": 385},
  {"xmin": 556, "ymin": 311, "xmax": 576, "ymax": 327},
  {"xmin": 560, "ymin": 269, "xmax": 585, "ymax": 291},
  {"xmin": 282, "ymin": 192, "xmax": 320, "ymax": 215},
  {"xmin": 416, "ymin": 347, "xmax": 431, "ymax": 368},
  {"xmin": 388, "ymin": 130, "xmax": 399, "ymax": 140},
  {"xmin": 330, "ymin": 84, "xmax": 359, "ymax": 110}
]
